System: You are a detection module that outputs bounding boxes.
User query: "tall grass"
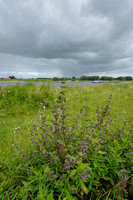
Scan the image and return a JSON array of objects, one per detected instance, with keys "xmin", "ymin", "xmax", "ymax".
[{"xmin": 0, "ymin": 82, "xmax": 133, "ymax": 199}]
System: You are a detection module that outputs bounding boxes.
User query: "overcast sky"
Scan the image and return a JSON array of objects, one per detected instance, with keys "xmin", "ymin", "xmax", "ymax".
[{"xmin": 0, "ymin": 0, "xmax": 133, "ymax": 78}]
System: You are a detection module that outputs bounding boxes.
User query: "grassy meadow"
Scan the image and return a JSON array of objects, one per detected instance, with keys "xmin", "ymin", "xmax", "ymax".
[{"xmin": 0, "ymin": 82, "xmax": 133, "ymax": 199}]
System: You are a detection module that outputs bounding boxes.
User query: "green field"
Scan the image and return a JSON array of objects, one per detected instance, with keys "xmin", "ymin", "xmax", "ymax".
[{"xmin": 0, "ymin": 82, "xmax": 133, "ymax": 199}]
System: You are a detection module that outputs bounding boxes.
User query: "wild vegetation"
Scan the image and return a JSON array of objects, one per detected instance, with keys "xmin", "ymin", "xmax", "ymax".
[{"xmin": 0, "ymin": 82, "xmax": 133, "ymax": 199}]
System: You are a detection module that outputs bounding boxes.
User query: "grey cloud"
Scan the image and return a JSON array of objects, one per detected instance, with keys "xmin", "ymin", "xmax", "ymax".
[
  {"xmin": 0, "ymin": 0, "xmax": 133, "ymax": 77},
  {"xmin": 0, "ymin": 0, "xmax": 111, "ymax": 57}
]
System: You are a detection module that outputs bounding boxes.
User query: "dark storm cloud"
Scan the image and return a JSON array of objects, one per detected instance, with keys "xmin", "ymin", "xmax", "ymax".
[{"xmin": 0, "ymin": 0, "xmax": 133, "ymax": 77}]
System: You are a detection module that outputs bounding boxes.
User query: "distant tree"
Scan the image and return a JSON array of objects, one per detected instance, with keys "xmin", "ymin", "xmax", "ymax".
[
  {"xmin": 125, "ymin": 76, "xmax": 132, "ymax": 81},
  {"xmin": 107, "ymin": 77, "xmax": 113, "ymax": 81},
  {"xmin": 116, "ymin": 76, "xmax": 124, "ymax": 81},
  {"xmin": 53, "ymin": 77, "xmax": 59, "ymax": 81},
  {"xmin": 101, "ymin": 76, "xmax": 108, "ymax": 80},
  {"xmin": 72, "ymin": 76, "xmax": 76, "ymax": 81},
  {"xmin": 80, "ymin": 75, "xmax": 100, "ymax": 81},
  {"xmin": 9, "ymin": 76, "xmax": 16, "ymax": 79},
  {"xmin": 100, "ymin": 76, "xmax": 114, "ymax": 81},
  {"xmin": 60, "ymin": 77, "xmax": 68, "ymax": 81},
  {"xmin": 80, "ymin": 75, "xmax": 88, "ymax": 80},
  {"xmin": 91, "ymin": 76, "xmax": 100, "ymax": 81}
]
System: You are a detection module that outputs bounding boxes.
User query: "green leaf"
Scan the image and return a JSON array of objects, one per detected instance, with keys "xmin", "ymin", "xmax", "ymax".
[
  {"xmin": 88, "ymin": 181, "xmax": 92, "ymax": 193},
  {"xmin": 70, "ymin": 169, "xmax": 77, "ymax": 177},
  {"xmin": 22, "ymin": 181, "xmax": 27, "ymax": 186},
  {"xmin": 93, "ymin": 161, "xmax": 98, "ymax": 168},
  {"xmin": 102, "ymin": 177, "xmax": 115, "ymax": 186},
  {"xmin": 80, "ymin": 180, "xmax": 89, "ymax": 195},
  {"xmin": 117, "ymin": 158, "xmax": 125, "ymax": 163},
  {"xmin": 98, "ymin": 150, "xmax": 106, "ymax": 154},
  {"xmin": 110, "ymin": 179, "xmax": 115, "ymax": 186},
  {"xmin": 46, "ymin": 191, "xmax": 54, "ymax": 200}
]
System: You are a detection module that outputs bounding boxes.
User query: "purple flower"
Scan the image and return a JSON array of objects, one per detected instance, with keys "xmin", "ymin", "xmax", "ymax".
[
  {"xmin": 83, "ymin": 142, "xmax": 88, "ymax": 145},
  {"xmin": 52, "ymin": 123, "xmax": 56, "ymax": 127},
  {"xmin": 84, "ymin": 175, "xmax": 88, "ymax": 178},
  {"xmin": 81, "ymin": 175, "xmax": 84, "ymax": 179},
  {"xmin": 55, "ymin": 105, "xmax": 60, "ymax": 107},
  {"xmin": 83, "ymin": 147, "xmax": 88, "ymax": 151},
  {"xmin": 99, "ymin": 140, "xmax": 103, "ymax": 143}
]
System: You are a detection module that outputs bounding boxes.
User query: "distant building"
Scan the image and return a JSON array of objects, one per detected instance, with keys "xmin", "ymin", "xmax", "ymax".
[{"xmin": 4, "ymin": 77, "xmax": 10, "ymax": 79}]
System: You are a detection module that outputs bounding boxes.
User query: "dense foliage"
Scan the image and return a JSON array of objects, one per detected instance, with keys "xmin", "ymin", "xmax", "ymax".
[{"xmin": 0, "ymin": 82, "xmax": 133, "ymax": 199}]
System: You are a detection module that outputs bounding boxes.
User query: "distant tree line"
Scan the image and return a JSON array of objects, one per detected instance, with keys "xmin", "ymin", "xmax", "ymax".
[
  {"xmin": 80, "ymin": 76, "xmax": 132, "ymax": 81},
  {"xmin": 0, "ymin": 75, "xmax": 132, "ymax": 81},
  {"xmin": 53, "ymin": 77, "xmax": 72, "ymax": 81},
  {"xmin": 53, "ymin": 76, "xmax": 133, "ymax": 81}
]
